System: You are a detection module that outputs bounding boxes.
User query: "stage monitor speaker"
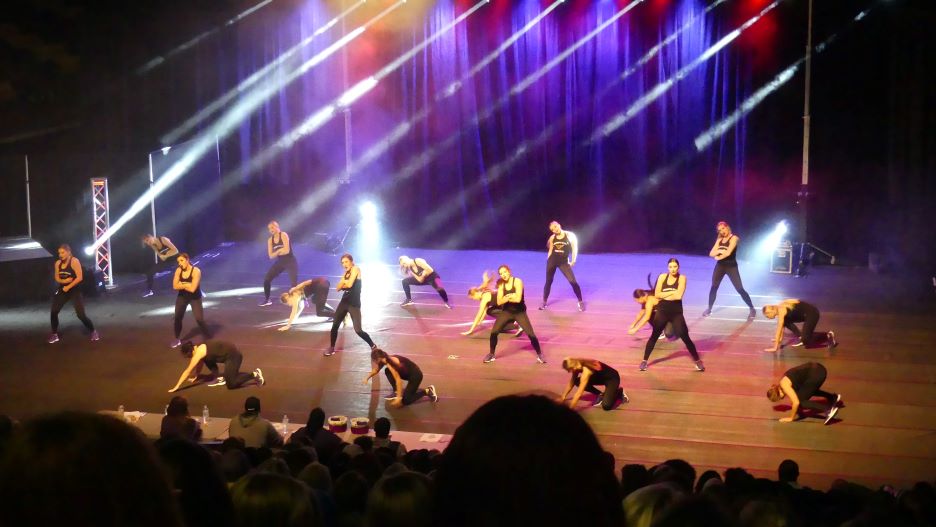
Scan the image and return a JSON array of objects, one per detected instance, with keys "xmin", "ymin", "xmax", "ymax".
[
  {"xmin": 0, "ymin": 237, "xmax": 54, "ymax": 304},
  {"xmin": 771, "ymin": 241, "xmax": 793, "ymax": 274}
]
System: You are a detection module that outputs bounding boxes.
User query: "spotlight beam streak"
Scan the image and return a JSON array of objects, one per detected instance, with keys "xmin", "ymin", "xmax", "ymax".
[
  {"xmin": 89, "ymin": 1, "xmax": 403, "ymax": 254},
  {"xmin": 162, "ymin": 0, "xmax": 366, "ymax": 144}
]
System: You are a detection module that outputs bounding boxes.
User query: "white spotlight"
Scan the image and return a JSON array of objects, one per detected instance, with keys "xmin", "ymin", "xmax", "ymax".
[
  {"xmin": 359, "ymin": 201, "xmax": 378, "ymax": 221},
  {"xmin": 83, "ymin": 246, "xmax": 94, "ymax": 256},
  {"xmin": 757, "ymin": 221, "xmax": 789, "ymax": 259}
]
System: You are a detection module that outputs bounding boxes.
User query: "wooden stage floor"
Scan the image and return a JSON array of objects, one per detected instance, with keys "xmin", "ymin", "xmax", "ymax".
[{"xmin": 1, "ymin": 244, "xmax": 934, "ymax": 490}]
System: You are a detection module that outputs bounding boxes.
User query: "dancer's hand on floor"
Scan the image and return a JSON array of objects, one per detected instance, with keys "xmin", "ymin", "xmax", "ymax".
[
  {"xmin": 627, "ymin": 328, "xmax": 638, "ymax": 335},
  {"xmin": 461, "ymin": 329, "xmax": 473, "ymax": 336},
  {"xmin": 778, "ymin": 417, "xmax": 794, "ymax": 423},
  {"xmin": 278, "ymin": 325, "xmax": 291, "ymax": 332},
  {"xmin": 763, "ymin": 346, "xmax": 779, "ymax": 352}
]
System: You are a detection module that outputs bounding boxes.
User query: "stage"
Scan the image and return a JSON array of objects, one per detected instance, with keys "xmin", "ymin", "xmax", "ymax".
[{"xmin": 0, "ymin": 244, "xmax": 933, "ymax": 490}]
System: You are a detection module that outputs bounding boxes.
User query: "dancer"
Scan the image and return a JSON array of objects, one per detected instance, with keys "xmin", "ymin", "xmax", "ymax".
[
  {"xmin": 629, "ymin": 258, "xmax": 704, "ymax": 372},
  {"xmin": 259, "ymin": 221, "xmax": 298, "ymax": 307},
  {"xmin": 171, "ymin": 253, "xmax": 211, "ymax": 348},
  {"xmin": 463, "ymin": 272, "xmax": 521, "ymax": 336},
  {"xmin": 363, "ymin": 347, "xmax": 438, "ymax": 408},
  {"xmin": 399, "ymin": 256, "xmax": 450, "ymax": 308},
  {"xmin": 767, "ymin": 362, "xmax": 842, "ymax": 424},
  {"xmin": 627, "ymin": 274, "xmax": 675, "ymax": 340},
  {"xmin": 278, "ymin": 277, "xmax": 336, "ymax": 331},
  {"xmin": 168, "ymin": 340, "xmax": 264, "ymax": 392},
  {"xmin": 325, "ymin": 253, "xmax": 376, "ymax": 356},
  {"xmin": 557, "ymin": 358, "xmax": 628, "ymax": 411},
  {"xmin": 540, "ymin": 221, "xmax": 584, "ymax": 311},
  {"xmin": 703, "ymin": 221, "xmax": 756, "ymax": 319},
  {"xmin": 141, "ymin": 234, "xmax": 179, "ymax": 297},
  {"xmin": 48, "ymin": 244, "xmax": 99, "ymax": 343},
  {"xmin": 483, "ymin": 265, "xmax": 545, "ymax": 364},
  {"xmin": 762, "ymin": 299, "xmax": 837, "ymax": 351}
]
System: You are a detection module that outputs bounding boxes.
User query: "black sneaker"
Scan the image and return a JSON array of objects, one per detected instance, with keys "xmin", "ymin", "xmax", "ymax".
[
  {"xmin": 400, "ymin": 299, "xmax": 415, "ymax": 307},
  {"xmin": 619, "ymin": 388, "xmax": 629, "ymax": 404},
  {"xmin": 639, "ymin": 360, "xmax": 648, "ymax": 371},
  {"xmin": 592, "ymin": 394, "xmax": 605, "ymax": 407},
  {"xmin": 577, "ymin": 301, "xmax": 585, "ymax": 312},
  {"xmin": 384, "ymin": 392, "xmax": 398, "ymax": 401},
  {"xmin": 258, "ymin": 299, "xmax": 273, "ymax": 307},
  {"xmin": 538, "ymin": 302, "xmax": 547, "ymax": 310},
  {"xmin": 483, "ymin": 353, "xmax": 495, "ymax": 363},
  {"xmin": 747, "ymin": 308, "xmax": 756, "ymax": 320},
  {"xmin": 695, "ymin": 360, "xmax": 706, "ymax": 372},
  {"xmin": 823, "ymin": 405, "xmax": 839, "ymax": 425}
]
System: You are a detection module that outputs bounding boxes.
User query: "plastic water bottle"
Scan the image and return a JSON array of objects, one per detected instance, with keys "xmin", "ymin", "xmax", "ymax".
[
  {"xmin": 282, "ymin": 414, "xmax": 290, "ymax": 436},
  {"xmin": 164, "ymin": 404, "xmax": 169, "ymax": 415},
  {"xmin": 117, "ymin": 404, "xmax": 125, "ymax": 421},
  {"xmin": 202, "ymin": 405, "xmax": 210, "ymax": 424}
]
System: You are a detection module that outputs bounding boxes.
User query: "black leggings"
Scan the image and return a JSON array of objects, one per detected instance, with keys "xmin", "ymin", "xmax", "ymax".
[
  {"xmin": 794, "ymin": 365, "xmax": 838, "ymax": 412},
  {"xmin": 784, "ymin": 307, "xmax": 829, "ymax": 347},
  {"xmin": 402, "ymin": 273, "xmax": 448, "ymax": 302},
  {"xmin": 330, "ymin": 299, "xmax": 375, "ymax": 348},
  {"xmin": 146, "ymin": 258, "xmax": 177, "ymax": 290},
  {"xmin": 263, "ymin": 255, "xmax": 298, "ymax": 301},
  {"xmin": 490, "ymin": 311, "xmax": 542, "ymax": 356},
  {"xmin": 708, "ymin": 262, "xmax": 754, "ymax": 310},
  {"xmin": 310, "ymin": 295, "xmax": 336, "ymax": 317},
  {"xmin": 544, "ymin": 259, "xmax": 583, "ymax": 302},
  {"xmin": 580, "ymin": 370, "xmax": 621, "ymax": 411},
  {"xmin": 51, "ymin": 289, "xmax": 94, "ymax": 332},
  {"xmin": 209, "ymin": 351, "xmax": 256, "ymax": 389},
  {"xmin": 385, "ymin": 366, "xmax": 427, "ymax": 405},
  {"xmin": 644, "ymin": 309, "xmax": 699, "ymax": 361},
  {"xmin": 174, "ymin": 296, "xmax": 212, "ymax": 339}
]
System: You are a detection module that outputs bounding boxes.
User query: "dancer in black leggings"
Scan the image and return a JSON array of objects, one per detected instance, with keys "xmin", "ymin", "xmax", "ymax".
[
  {"xmin": 632, "ymin": 258, "xmax": 704, "ymax": 372},
  {"xmin": 762, "ymin": 299, "xmax": 837, "ymax": 351},
  {"xmin": 484, "ymin": 265, "xmax": 545, "ymax": 364},
  {"xmin": 325, "ymin": 253, "xmax": 376, "ymax": 356},
  {"xmin": 703, "ymin": 221, "xmax": 756, "ymax": 319},
  {"xmin": 627, "ymin": 274, "xmax": 675, "ymax": 340},
  {"xmin": 540, "ymin": 221, "xmax": 584, "ymax": 311},
  {"xmin": 363, "ymin": 347, "xmax": 438, "ymax": 408},
  {"xmin": 768, "ymin": 362, "xmax": 842, "ymax": 424},
  {"xmin": 398, "ymin": 256, "xmax": 450, "ymax": 308},
  {"xmin": 557, "ymin": 358, "xmax": 628, "ymax": 411},
  {"xmin": 172, "ymin": 253, "xmax": 211, "ymax": 348},
  {"xmin": 141, "ymin": 234, "xmax": 179, "ymax": 297},
  {"xmin": 48, "ymin": 244, "xmax": 99, "ymax": 343},
  {"xmin": 260, "ymin": 221, "xmax": 298, "ymax": 307},
  {"xmin": 278, "ymin": 278, "xmax": 335, "ymax": 331},
  {"xmin": 463, "ymin": 271, "xmax": 521, "ymax": 336},
  {"xmin": 168, "ymin": 340, "xmax": 264, "ymax": 392}
]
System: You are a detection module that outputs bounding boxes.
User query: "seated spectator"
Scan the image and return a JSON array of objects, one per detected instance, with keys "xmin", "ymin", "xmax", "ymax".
[
  {"xmin": 298, "ymin": 462, "xmax": 334, "ymax": 495},
  {"xmin": 279, "ymin": 444, "xmax": 318, "ymax": 477},
  {"xmin": 230, "ymin": 472, "xmax": 322, "ymax": 527},
  {"xmin": 651, "ymin": 494, "xmax": 735, "ymax": 527},
  {"xmin": 621, "ymin": 463, "xmax": 650, "ymax": 498},
  {"xmin": 160, "ymin": 395, "xmax": 202, "ymax": 442},
  {"xmin": 372, "ymin": 417, "xmax": 406, "ymax": 459},
  {"xmin": 158, "ymin": 438, "xmax": 235, "ymax": 527},
  {"xmin": 623, "ymin": 483, "xmax": 682, "ymax": 527},
  {"xmin": 288, "ymin": 407, "xmax": 343, "ymax": 461},
  {"xmin": 695, "ymin": 470, "xmax": 722, "ymax": 494},
  {"xmin": 365, "ymin": 472, "xmax": 432, "ymax": 527},
  {"xmin": 433, "ymin": 394, "xmax": 622, "ymax": 526},
  {"xmin": 334, "ymin": 471, "xmax": 369, "ymax": 527},
  {"xmin": 0, "ymin": 411, "xmax": 183, "ymax": 527},
  {"xmin": 229, "ymin": 396, "xmax": 283, "ymax": 449},
  {"xmin": 778, "ymin": 459, "xmax": 801, "ymax": 488}
]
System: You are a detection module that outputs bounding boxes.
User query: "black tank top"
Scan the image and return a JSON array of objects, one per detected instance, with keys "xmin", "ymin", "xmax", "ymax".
[
  {"xmin": 303, "ymin": 278, "xmax": 329, "ymax": 299},
  {"xmin": 155, "ymin": 237, "xmax": 173, "ymax": 256},
  {"xmin": 502, "ymin": 278, "xmax": 526, "ymax": 314},
  {"xmin": 658, "ymin": 273, "xmax": 683, "ymax": 313},
  {"xmin": 784, "ymin": 362, "xmax": 826, "ymax": 400},
  {"xmin": 578, "ymin": 361, "xmax": 617, "ymax": 386},
  {"xmin": 718, "ymin": 235, "xmax": 737, "ymax": 264},
  {"xmin": 550, "ymin": 233, "xmax": 571, "ymax": 260},
  {"xmin": 57, "ymin": 258, "xmax": 76, "ymax": 283},
  {"xmin": 410, "ymin": 260, "xmax": 427, "ymax": 277},
  {"xmin": 785, "ymin": 301, "xmax": 816, "ymax": 323},
  {"xmin": 271, "ymin": 233, "xmax": 292, "ymax": 258},
  {"xmin": 482, "ymin": 291, "xmax": 499, "ymax": 317},
  {"xmin": 341, "ymin": 268, "xmax": 362, "ymax": 307},
  {"xmin": 178, "ymin": 266, "xmax": 203, "ymax": 299},
  {"xmin": 203, "ymin": 340, "xmax": 240, "ymax": 369},
  {"xmin": 391, "ymin": 355, "xmax": 420, "ymax": 381}
]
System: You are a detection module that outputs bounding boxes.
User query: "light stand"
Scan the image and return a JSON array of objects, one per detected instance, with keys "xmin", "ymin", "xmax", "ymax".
[{"xmin": 795, "ymin": 0, "xmax": 835, "ymax": 277}]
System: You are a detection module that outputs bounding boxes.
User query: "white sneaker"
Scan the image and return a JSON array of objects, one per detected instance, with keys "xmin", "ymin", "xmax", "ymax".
[
  {"xmin": 254, "ymin": 368, "xmax": 265, "ymax": 386},
  {"xmin": 47, "ymin": 333, "xmax": 60, "ymax": 344},
  {"xmin": 170, "ymin": 339, "xmax": 182, "ymax": 348},
  {"xmin": 384, "ymin": 392, "xmax": 398, "ymax": 401},
  {"xmin": 90, "ymin": 331, "xmax": 101, "ymax": 342},
  {"xmin": 427, "ymin": 385, "xmax": 439, "ymax": 402},
  {"xmin": 823, "ymin": 405, "xmax": 839, "ymax": 425},
  {"xmin": 142, "ymin": 290, "xmax": 155, "ymax": 298},
  {"xmin": 400, "ymin": 299, "xmax": 415, "ymax": 307},
  {"xmin": 207, "ymin": 377, "xmax": 226, "ymax": 387},
  {"xmin": 577, "ymin": 301, "xmax": 585, "ymax": 312},
  {"xmin": 442, "ymin": 302, "xmax": 452, "ymax": 309},
  {"xmin": 258, "ymin": 299, "xmax": 273, "ymax": 307}
]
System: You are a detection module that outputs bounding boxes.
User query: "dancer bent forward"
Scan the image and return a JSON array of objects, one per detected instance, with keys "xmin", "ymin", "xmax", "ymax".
[
  {"xmin": 172, "ymin": 253, "xmax": 212, "ymax": 347},
  {"xmin": 398, "ymin": 256, "xmax": 450, "ymax": 308},
  {"xmin": 703, "ymin": 221, "xmax": 756, "ymax": 319},
  {"xmin": 363, "ymin": 347, "xmax": 438, "ymax": 408},
  {"xmin": 260, "ymin": 221, "xmax": 298, "ymax": 306},
  {"xmin": 463, "ymin": 271, "xmax": 521, "ymax": 336},
  {"xmin": 141, "ymin": 234, "xmax": 179, "ymax": 297},
  {"xmin": 48, "ymin": 244, "xmax": 99, "ymax": 343},
  {"xmin": 540, "ymin": 221, "xmax": 584, "ymax": 311},
  {"xmin": 279, "ymin": 278, "xmax": 336, "ymax": 331},
  {"xmin": 325, "ymin": 253, "xmax": 376, "ymax": 356},
  {"xmin": 630, "ymin": 258, "xmax": 704, "ymax": 372},
  {"xmin": 762, "ymin": 299, "xmax": 837, "ymax": 351},
  {"xmin": 767, "ymin": 362, "xmax": 842, "ymax": 424},
  {"xmin": 484, "ymin": 265, "xmax": 545, "ymax": 364},
  {"xmin": 627, "ymin": 274, "xmax": 676, "ymax": 341},
  {"xmin": 558, "ymin": 358, "xmax": 628, "ymax": 411},
  {"xmin": 168, "ymin": 340, "xmax": 264, "ymax": 392}
]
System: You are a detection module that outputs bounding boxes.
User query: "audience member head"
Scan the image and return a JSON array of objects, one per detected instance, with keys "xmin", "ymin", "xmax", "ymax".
[
  {"xmin": 434, "ymin": 394, "xmax": 621, "ymax": 526},
  {"xmin": 333, "ymin": 470, "xmax": 370, "ymax": 516},
  {"xmin": 778, "ymin": 459, "xmax": 799, "ymax": 483},
  {"xmin": 298, "ymin": 462, "xmax": 334, "ymax": 495},
  {"xmin": 651, "ymin": 494, "xmax": 736, "ymax": 527},
  {"xmin": 621, "ymin": 463, "xmax": 651, "ymax": 498},
  {"xmin": 230, "ymin": 472, "xmax": 322, "ymax": 527},
  {"xmin": 366, "ymin": 471, "xmax": 432, "ymax": 527},
  {"xmin": 739, "ymin": 498, "xmax": 795, "ymax": 527},
  {"xmin": 374, "ymin": 417, "xmax": 392, "ymax": 439},
  {"xmin": 166, "ymin": 395, "xmax": 190, "ymax": 417},
  {"xmin": 257, "ymin": 456, "xmax": 291, "ymax": 476},
  {"xmin": 695, "ymin": 470, "xmax": 722, "ymax": 494},
  {"xmin": 244, "ymin": 396, "xmax": 261, "ymax": 415},
  {"xmin": 354, "ymin": 436, "xmax": 374, "ymax": 453},
  {"xmin": 158, "ymin": 438, "xmax": 235, "ymax": 527},
  {"xmin": 220, "ymin": 448, "xmax": 251, "ymax": 483},
  {"xmin": 623, "ymin": 483, "xmax": 682, "ymax": 527},
  {"xmin": 306, "ymin": 408, "xmax": 326, "ymax": 431},
  {"xmin": 280, "ymin": 445, "xmax": 318, "ymax": 477},
  {"xmin": 662, "ymin": 459, "xmax": 696, "ymax": 493},
  {"xmin": 0, "ymin": 411, "xmax": 182, "ymax": 527}
]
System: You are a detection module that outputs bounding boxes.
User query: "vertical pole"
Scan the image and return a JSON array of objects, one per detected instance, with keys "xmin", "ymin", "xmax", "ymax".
[
  {"xmin": 341, "ymin": 0, "xmax": 353, "ymax": 184},
  {"xmin": 148, "ymin": 152, "xmax": 158, "ymax": 263},
  {"xmin": 796, "ymin": 0, "xmax": 814, "ymax": 276},
  {"xmin": 24, "ymin": 155, "xmax": 32, "ymax": 238}
]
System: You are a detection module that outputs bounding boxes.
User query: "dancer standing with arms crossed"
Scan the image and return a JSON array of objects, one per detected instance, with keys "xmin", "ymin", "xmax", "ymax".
[
  {"xmin": 703, "ymin": 221, "xmax": 756, "ymax": 319},
  {"xmin": 484, "ymin": 265, "xmax": 545, "ymax": 364},
  {"xmin": 540, "ymin": 221, "xmax": 585, "ymax": 311},
  {"xmin": 325, "ymin": 253, "xmax": 376, "ymax": 357},
  {"xmin": 629, "ymin": 258, "xmax": 704, "ymax": 372},
  {"xmin": 259, "ymin": 221, "xmax": 298, "ymax": 307},
  {"xmin": 48, "ymin": 244, "xmax": 99, "ymax": 343},
  {"xmin": 171, "ymin": 253, "xmax": 212, "ymax": 348}
]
